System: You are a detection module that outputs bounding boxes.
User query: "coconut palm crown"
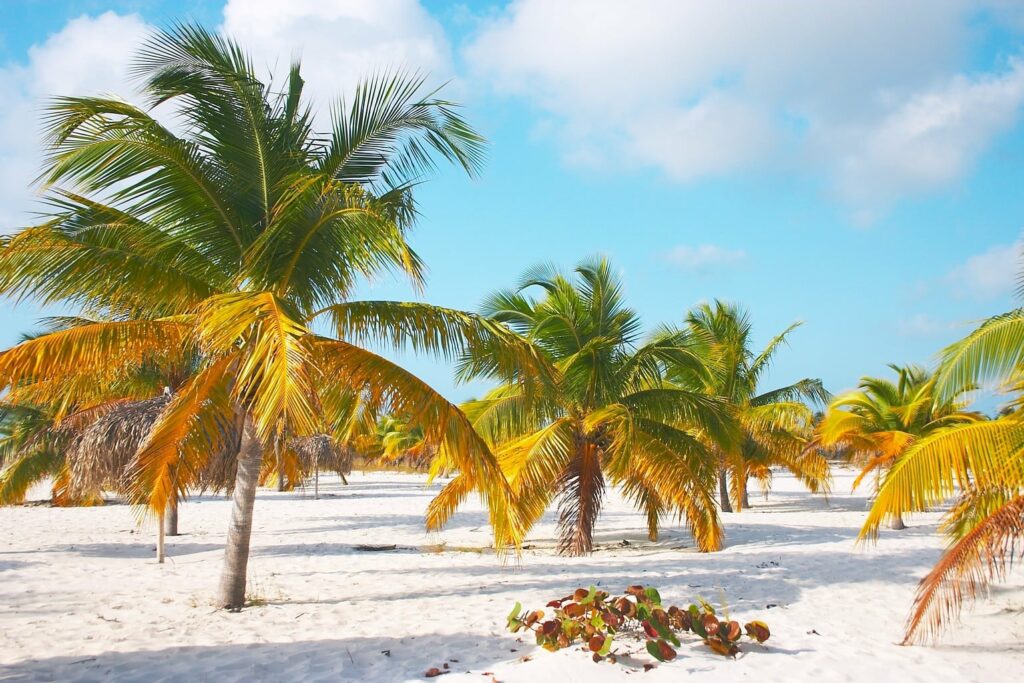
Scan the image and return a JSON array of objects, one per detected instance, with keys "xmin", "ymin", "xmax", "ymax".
[
  {"xmin": 0, "ymin": 24, "xmax": 542, "ymax": 608},
  {"xmin": 448, "ymin": 258, "xmax": 736, "ymax": 556},
  {"xmin": 677, "ymin": 301, "xmax": 831, "ymax": 512},
  {"xmin": 818, "ymin": 363, "xmax": 981, "ymax": 525}
]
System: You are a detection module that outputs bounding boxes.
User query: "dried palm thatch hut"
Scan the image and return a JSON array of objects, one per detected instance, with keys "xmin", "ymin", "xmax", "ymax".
[
  {"xmin": 66, "ymin": 396, "xmax": 170, "ymax": 499},
  {"xmin": 289, "ymin": 434, "xmax": 354, "ymax": 497},
  {"xmin": 67, "ymin": 396, "xmax": 241, "ymax": 536},
  {"xmin": 65, "ymin": 396, "xmax": 349, "ymax": 560}
]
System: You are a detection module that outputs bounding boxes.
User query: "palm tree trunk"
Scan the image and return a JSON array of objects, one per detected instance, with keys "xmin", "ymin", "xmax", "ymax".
[
  {"xmin": 889, "ymin": 513, "xmax": 906, "ymax": 530},
  {"xmin": 165, "ymin": 498, "xmax": 179, "ymax": 537},
  {"xmin": 557, "ymin": 436, "xmax": 605, "ymax": 556},
  {"xmin": 156, "ymin": 511, "xmax": 166, "ymax": 564},
  {"xmin": 741, "ymin": 476, "xmax": 750, "ymax": 510},
  {"xmin": 216, "ymin": 417, "xmax": 263, "ymax": 610},
  {"xmin": 275, "ymin": 437, "xmax": 285, "ymax": 492},
  {"xmin": 718, "ymin": 469, "xmax": 733, "ymax": 513}
]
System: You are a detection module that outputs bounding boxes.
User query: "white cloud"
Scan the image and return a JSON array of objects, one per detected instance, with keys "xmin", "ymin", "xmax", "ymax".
[
  {"xmin": 0, "ymin": 2, "xmax": 452, "ymax": 231},
  {"xmin": 832, "ymin": 61, "xmax": 1024, "ymax": 212},
  {"xmin": 0, "ymin": 12, "xmax": 149, "ymax": 228},
  {"xmin": 221, "ymin": 0, "xmax": 453, "ymax": 113},
  {"xmin": 896, "ymin": 313, "xmax": 954, "ymax": 338},
  {"xmin": 466, "ymin": 0, "xmax": 1024, "ymax": 213},
  {"xmin": 947, "ymin": 238, "xmax": 1022, "ymax": 299},
  {"xmin": 666, "ymin": 244, "xmax": 747, "ymax": 272}
]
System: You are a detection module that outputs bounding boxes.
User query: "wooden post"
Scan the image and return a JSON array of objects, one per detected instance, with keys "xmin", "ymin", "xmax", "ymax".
[{"xmin": 157, "ymin": 511, "xmax": 166, "ymax": 564}]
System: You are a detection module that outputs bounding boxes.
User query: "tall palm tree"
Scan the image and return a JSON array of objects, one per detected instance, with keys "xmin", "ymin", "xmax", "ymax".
[
  {"xmin": 859, "ymin": 311, "xmax": 1024, "ymax": 643},
  {"xmin": 448, "ymin": 258, "xmax": 734, "ymax": 556},
  {"xmin": 818, "ymin": 364, "xmax": 981, "ymax": 530},
  {"xmin": 678, "ymin": 302, "xmax": 831, "ymax": 513},
  {"xmin": 0, "ymin": 25, "xmax": 538, "ymax": 609}
]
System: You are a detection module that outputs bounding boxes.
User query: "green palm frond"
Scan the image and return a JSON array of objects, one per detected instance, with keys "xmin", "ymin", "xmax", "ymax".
[
  {"xmin": 935, "ymin": 309, "xmax": 1024, "ymax": 401},
  {"xmin": 861, "ymin": 417, "xmax": 1024, "ymax": 540}
]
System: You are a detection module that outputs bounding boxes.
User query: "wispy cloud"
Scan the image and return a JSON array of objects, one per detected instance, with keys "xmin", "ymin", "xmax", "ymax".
[
  {"xmin": 466, "ymin": 0, "xmax": 1024, "ymax": 216},
  {"xmin": 666, "ymin": 244, "xmax": 747, "ymax": 272},
  {"xmin": 0, "ymin": 1, "xmax": 452, "ymax": 230},
  {"xmin": 947, "ymin": 238, "xmax": 1022, "ymax": 299},
  {"xmin": 896, "ymin": 313, "xmax": 955, "ymax": 338}
]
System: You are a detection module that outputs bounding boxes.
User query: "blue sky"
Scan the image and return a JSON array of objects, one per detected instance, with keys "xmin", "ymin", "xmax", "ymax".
[{"xmin": 2, "ymin": 1, "xmax": 1023, "ymax": 408}]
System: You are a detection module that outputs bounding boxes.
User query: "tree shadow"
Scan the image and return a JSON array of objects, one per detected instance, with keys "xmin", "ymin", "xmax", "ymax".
[
  {"xmin": 11, "ymin": 541, "xmax": 224, "ymax": 559},
  {"xmin": 0, "ymin": 634, "xmax": 521, "ymax": 683}
]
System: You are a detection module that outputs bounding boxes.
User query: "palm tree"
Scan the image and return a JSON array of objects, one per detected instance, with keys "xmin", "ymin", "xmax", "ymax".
[
  {"xmin": 0, "ymin": 400, "xmax": 80, "ymax": 505},
  {"xmin": 818, "ymin": 364, "xmax": 981, "ymax": 530},
  {"xmin": 678, "ymin": 302, "xmax": 831, "ymax": 513},
  {"xmin": 368, "ymin": 415, "xmax": 434, "ymax": 468},
  {"xmin": 0, "ymin": 25, "xmax": 537, "ymax": 609},
  {"xmin": 858, "ymin": 311, "xmax": 1024, "ymax": 643},
  {"xmin": 449, "ymin": 258, "xmax": 734, "ymax": 556},
  {"xmin": 0, "ymin": 317, "xmax": 209, "ymax": 538}
]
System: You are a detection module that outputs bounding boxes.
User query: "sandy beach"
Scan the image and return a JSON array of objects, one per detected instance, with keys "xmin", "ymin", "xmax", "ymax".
[{"xmin": 1, "ymin": 467, "xmax": 1021, "ymax": 682}]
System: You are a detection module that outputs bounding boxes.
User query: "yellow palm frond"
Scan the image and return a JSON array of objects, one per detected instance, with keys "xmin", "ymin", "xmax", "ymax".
[
  {"xmin": 424, "ymin": 473, "xmax": 474, "ymax": 534},
  {"xmin": 129, "ymin": 356, "xmax": 235, "ymax": 515},
  {"xmin": 599, "ymin": 406, "xmax": 722, "ymax": 551},
  {"xmin": 0, "ymin": 319, "xmax": 187, "ymax": 394},
  {"xmin": 313, "ymin": 339, "xmax": 522, "ymax": 548},
  {"xmin": 861, "ymin": 418, "xmax": 1024, "ymax": 540},
  {"xmin": 0, "ymin": 448, "xmax": 64, "ymax": 505},
  {"xmin": 496, "ymin": 417, "xmax": 576, "ymax": 534},
  {"xmin": 197, "ymin": 292, "xmax": 319, "ymax": 442}
]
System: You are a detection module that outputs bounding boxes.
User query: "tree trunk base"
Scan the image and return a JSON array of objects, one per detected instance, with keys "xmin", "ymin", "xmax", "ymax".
[
  {"xmin": 165, "ymin": 502, "xmax": 179, "ymax": 537},
  {"xmin": 216, "ymin": 417, "xmax": 263, "ymax": 610},
  {"xmin": 889, "ymin": 515, "xmax": 907, "ymax": 531},
  {"xmin": 718, "ymin": 470, "xmax": 733, "ymax": 513}
]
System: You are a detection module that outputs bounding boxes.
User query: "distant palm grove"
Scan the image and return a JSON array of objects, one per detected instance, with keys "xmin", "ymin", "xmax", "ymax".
[{"xmin": 0, "ymin": 24, "xmax": 1021, "ymax": 646}]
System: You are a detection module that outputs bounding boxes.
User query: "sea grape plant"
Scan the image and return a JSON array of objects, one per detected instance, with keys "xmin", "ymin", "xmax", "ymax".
[{"xmin": 507, "ymin": 585, "xmax": 770, "ymax": 664}]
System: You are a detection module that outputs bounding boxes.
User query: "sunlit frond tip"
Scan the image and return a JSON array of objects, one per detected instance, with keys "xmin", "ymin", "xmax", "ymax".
[{"xmin": 902, "ymin": 495, "xmax": 1024, "ymax": 645}]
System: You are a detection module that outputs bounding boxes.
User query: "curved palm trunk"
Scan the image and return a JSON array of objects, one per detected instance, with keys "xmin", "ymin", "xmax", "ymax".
[
  {"xmin": 217, "ymin": 417, "xmax": 263, "ymax": 610},
  {"xmin": 741, "ymin": 477, "xmax": 750, "ymax": 510},
  {"xmin": 556, "ymin": 435, "xmax": 605, "ymax": 556},
  {"xmin": 890, "ymin": 513, "xmax": 907, "ymax": 530}
]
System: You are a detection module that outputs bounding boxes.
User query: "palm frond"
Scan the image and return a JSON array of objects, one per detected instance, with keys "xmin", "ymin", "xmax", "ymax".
[
  {"xmin": 903, "ymin": 495, "xmax": 1024, "ymax": 644},
  {"xmin": 860, "ymin": 418, "xmax": 1024, "ymax": 540}
]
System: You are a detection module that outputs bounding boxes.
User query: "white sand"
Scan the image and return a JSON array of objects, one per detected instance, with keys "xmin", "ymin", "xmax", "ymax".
[{"xmin": 1, "ymin": 467, "xmax": 1022, "ymax": 682}]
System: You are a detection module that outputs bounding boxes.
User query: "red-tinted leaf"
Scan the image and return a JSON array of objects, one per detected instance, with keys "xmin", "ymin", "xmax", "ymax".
[
  {"xmin": 657, "ymin": 640, "xmax": 677, "ymax": 661},
  {"xmin": 745, "ymin": 620, "xmax": 771, "ymax": 643}
]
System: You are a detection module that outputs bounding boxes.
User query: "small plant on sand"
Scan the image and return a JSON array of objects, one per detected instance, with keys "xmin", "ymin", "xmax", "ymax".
[{"xmin": 507, "ymin": 585, "xmax": 770, "ymax": 665}]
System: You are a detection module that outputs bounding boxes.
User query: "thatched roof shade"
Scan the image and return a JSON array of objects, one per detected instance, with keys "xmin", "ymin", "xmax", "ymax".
[
  {"xmin": 290, "ymin": 434, "xmax": 353, "ymax": 476},
  {"xmin": 65, "ymin": 394, "xmax": 351, "ymax": 498},
  {"xmin": 67, "ymin": 396, "xmax": 241, "ymax": 499},
  {"xmin": 67, "ymin": 396, "xmax": 170, "ymax": 497}
]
